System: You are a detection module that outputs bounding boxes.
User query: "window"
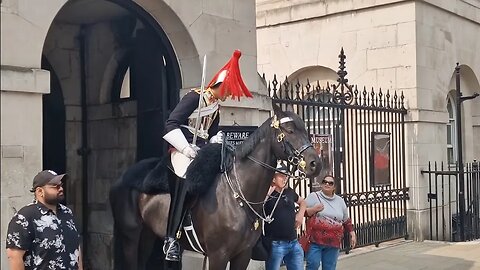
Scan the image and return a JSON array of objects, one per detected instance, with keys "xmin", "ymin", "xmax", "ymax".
[
  {"xmin": 446, "ymin": 95, "xmax": 456, "ymax": 165},
  {"xmin": 119, "ymin": 67, "xmax": 131, "ymax": 99},
  {"xmin": 111, "ymin": 52, "xmax": 135, "ymax": 102}
]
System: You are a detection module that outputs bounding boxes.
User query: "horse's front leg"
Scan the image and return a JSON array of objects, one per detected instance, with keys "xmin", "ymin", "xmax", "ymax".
[
  {"xmin": 229, "ymin": 249, "xmax": 252, "ymax": 270},
  {"xmin": 207, "ymin": 253, "xmax": 229, "ymax": 270}
]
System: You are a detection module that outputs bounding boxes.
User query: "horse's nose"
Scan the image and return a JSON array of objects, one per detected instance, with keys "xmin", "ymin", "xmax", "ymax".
[
  {"xmin": 308, "ymin": 156, "xmax": 322, "ymax": 176},
  {"xmin": 310, "ymin": 160, "xmax": 317, "ymax": 172}
]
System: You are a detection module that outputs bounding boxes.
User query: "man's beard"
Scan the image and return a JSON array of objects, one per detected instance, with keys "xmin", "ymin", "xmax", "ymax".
[{"xmin": 44, "ymin": 193, "xmax": 65, "ymax": 205}]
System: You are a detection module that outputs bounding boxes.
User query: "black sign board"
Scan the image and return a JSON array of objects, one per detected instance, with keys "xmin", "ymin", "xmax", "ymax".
[{"xmin": 219, "ymin": 125, "xmax": 258, "ymax": 146}]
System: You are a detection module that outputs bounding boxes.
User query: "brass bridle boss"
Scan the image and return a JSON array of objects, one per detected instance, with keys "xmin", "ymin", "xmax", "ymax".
[{"xmin": 270, "ymin": 115, "xmax": 313, "ymax": 179}]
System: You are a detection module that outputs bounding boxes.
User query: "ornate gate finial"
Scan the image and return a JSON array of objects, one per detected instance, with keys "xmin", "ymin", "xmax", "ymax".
[{"xmin": 337, "ymin": 47, "xmax": 348, "ymax": 85}]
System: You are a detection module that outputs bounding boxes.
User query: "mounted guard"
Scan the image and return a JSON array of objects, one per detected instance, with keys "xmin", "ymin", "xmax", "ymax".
[{"xmin": 162, "ymin": 50, "xmax": 253, "ymax": 261}]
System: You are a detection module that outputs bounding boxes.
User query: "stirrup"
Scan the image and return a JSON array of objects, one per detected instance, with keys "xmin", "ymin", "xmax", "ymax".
[{"xmin": 164, "ymin": 238, "xmax": 181, "ymax": 261}]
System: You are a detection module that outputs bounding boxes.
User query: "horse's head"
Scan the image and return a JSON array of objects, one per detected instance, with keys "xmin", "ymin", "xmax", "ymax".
[{"xmin": 270, "ymin": 104, "xmax": 321, "ymax": 177}]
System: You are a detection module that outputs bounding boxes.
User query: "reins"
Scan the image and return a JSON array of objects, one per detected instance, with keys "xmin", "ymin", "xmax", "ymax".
[{"xmin": 223, "ymin": 114, "xmax": 313, "ymax": 225}]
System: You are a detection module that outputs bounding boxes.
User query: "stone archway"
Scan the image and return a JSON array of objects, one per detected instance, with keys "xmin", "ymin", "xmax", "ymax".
[
  {"xmin": 288, "ymin": 66, "xmax": 338, "ymax": 87},
  {"xmin": 447, "ymin": 65, "xmax": 480, "ymax": 162},
  {"xmin": 40, "ymin": 1, "xmax": 194, "ymax": 268}
]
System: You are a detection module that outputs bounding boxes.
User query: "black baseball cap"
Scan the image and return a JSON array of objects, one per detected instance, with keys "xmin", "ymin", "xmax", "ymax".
[{"xmin": 30, "ymin": 170, "xmax": 67, "ymax": 192}]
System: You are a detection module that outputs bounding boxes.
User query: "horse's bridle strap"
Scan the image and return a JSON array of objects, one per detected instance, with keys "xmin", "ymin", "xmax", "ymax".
[
  {"xmin": 288, "ymin": 141, "xmax": 313, "ymax": 157},
  {"xmin": 279, "ymin": 117, "xmax": 293, "ymax": 124},
  {"xmin": 247, "ymin": 155, "xmax": 296, "ymax": 178}
]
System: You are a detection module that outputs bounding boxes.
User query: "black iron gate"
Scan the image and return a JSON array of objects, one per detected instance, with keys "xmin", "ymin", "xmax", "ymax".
[
  {"xmin": 268, "ymin": 49, "xmax": 409, "ymax": 250},
  {"xmin": 422, "ymin": 161, "xmax": 480, "ymax": 241}
]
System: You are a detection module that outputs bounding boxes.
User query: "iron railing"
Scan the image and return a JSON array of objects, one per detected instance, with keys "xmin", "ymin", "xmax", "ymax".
[
  {"xmin": 268, "ymin": 48, "xmax": 409, "ymax": 251},
  {"xmin": 422, "ymin": 161, "xmax": 480, "ymax": 241}
]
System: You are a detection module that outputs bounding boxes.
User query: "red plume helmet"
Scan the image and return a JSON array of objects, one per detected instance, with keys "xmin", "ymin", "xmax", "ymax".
[{"xmin": 207, "ymin": 50, "xmax": 253, "ymax": 100}]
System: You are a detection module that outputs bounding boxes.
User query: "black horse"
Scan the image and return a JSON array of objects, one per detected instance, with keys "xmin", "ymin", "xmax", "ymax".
[{"xmin": 109, "ymin": 104, "xmax": 321, "ymax": 270}]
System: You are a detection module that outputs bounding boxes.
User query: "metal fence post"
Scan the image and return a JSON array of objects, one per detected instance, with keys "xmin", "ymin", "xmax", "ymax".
[{"xmin": 454, "ymin": 64, "xmax": 479, "ymax": 241}]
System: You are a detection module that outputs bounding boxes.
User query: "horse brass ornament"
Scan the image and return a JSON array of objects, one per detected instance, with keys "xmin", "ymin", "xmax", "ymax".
[
  {"xmin": 254, "ymin": 219, "xmax": 260, "ymax": 230},
  {"xmin": 270, "ymin": 115, "xmax": 280, "ymax": 129},
  {"xmin": 299, "ymin": 160, "xmax": 307, "ymax": 170}
]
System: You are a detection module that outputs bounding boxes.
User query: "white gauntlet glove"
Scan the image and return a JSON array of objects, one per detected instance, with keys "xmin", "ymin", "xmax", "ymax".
[
  {"xmin": 163, "ymin": 129, "xmax": 200, "ymax": 159},
  {"xmin": 182, "ymin": 144, "xmax": 200, "ymax": 159},
  {"xmin": 209, "ymin": 131, "xmax": 225, "ymax": 144}
]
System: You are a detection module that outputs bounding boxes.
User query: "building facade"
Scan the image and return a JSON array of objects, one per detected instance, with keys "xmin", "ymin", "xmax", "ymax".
[
  {"xmin": 2, "ymin": 0, "xmax": 479, "ymax": 269},
  {"xmin": 1, "ymin": 0, "xmax": 268, "ymax": 269},
  {"xmin": 257, "ymin": 0, "xmax": 480, "ymax": 241}
]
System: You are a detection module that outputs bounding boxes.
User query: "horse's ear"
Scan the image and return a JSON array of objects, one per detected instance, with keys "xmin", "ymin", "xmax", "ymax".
[{"xmin": 272, "ymin": 102, "xmax": 285, "ymax": 117}]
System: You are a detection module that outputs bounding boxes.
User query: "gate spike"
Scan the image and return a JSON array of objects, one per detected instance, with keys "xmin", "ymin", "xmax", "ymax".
[
  {"xmin": 379, "ymin": 88, "xmax": 383, "ymax": 107},
  {"xmin": 295, "ymin": 79, "xmax": 301, "ymax": 100},
  {"xmin": 363, "ymin": 86, "xmax": 368, "ymax": 106},
  {"xmin": 400, "ymin": 91, "xmax": 405, "ymax": 109},
  {"xmin": 354, "ymin": 85, "xmax": 359, "ymax": 105},
  {"xmin": 386, "ymin": 90, "xmax": 391, "ymax": 108},
  {"xmin": 370, "ymin": 87, "xmax": 375, "ymax": 107}
]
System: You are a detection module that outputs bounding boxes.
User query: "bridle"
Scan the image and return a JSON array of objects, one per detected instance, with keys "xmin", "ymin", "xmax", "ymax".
[
  {"xmin": 247, "ymin": 114, "xmax": 313, "ymax": 179},
  {"xmin": 271, "ymin": 114, "xmax": 313, "ymax": 172},
  {"xmin": 223, "ymin": 114, "xmax": 314, "ymax": 225}
]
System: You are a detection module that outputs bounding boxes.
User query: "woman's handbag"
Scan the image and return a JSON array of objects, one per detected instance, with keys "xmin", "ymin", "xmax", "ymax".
[
  {"xmin": 300, "ymin": 192, "xmax": 324, "ymax": 253},
  {"xmin": 299, "ymin": 216, "xmax": 317, "ymax": 253},
  {"xmin": 299, "ymin": 231, "xmax": 311, "ymax": 253}
]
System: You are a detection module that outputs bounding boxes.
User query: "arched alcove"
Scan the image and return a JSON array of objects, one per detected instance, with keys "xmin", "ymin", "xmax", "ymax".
[
  {"xmin": 446, "ymin": 65, "xmax": 480, "ymax": 162},
  {"xmin": 288, "ymin": 66, "xmax": 338, "ymax": 88},
  {"xmin": 40, "ymin": 0, "xmax": 190, "ymax": 268}
]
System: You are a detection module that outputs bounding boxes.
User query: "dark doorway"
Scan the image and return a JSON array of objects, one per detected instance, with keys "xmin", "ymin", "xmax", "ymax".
[
  {"xmin": 42, "ymin": 0, "xmax": 182, "ymax": 268},
  {"xmin": 41, "ymin": 58, "xmax": 67, "ymax": 177},
  {"xmin": 131, "ymin": 28, "xmax": 178, "ymax": 160}
]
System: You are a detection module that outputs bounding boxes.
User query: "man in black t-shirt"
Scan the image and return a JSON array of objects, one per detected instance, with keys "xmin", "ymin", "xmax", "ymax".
[
  {"xmin": 264, "ymin": 163, "xmax": 306, "ymax": 270},
  {"xmin": 5, "ymin": 170, "xmax": 82, "ymax": 270}
]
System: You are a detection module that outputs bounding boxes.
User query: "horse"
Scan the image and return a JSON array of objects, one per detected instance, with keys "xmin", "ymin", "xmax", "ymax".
[{"xmin": 109, "ymin": 104, "xmax": 321, "ymax": 270}]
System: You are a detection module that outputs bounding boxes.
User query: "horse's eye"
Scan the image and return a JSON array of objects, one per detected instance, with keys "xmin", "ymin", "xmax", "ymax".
[{"xmin": 286, "ymin": 128, "xmax": 294, "ymax": 134}]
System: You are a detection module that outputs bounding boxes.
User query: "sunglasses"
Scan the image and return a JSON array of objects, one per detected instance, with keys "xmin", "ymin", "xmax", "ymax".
[
  {"xmin": 322, "ymin": 180, "xmax": 334, "ymax": 186},
  {"xmin": 44, "ymin": 184, "xmax": 63, "ymax": 190}
]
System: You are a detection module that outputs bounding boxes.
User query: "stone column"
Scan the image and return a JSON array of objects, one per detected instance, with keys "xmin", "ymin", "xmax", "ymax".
[{"xmin": 1, "ymin": 66, "xmax": 50, "ymax": 269}]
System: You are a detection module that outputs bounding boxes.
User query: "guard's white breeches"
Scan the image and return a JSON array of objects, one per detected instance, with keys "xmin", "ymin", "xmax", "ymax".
[{"xmin": 171, "ymin": 150, "xmax": 194, "ymax": 178}]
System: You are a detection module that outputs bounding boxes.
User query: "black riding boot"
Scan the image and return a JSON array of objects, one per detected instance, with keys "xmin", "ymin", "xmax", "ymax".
[{"xmin": 164, "ymin": 177, "xmax": 189, "ymax": 261}]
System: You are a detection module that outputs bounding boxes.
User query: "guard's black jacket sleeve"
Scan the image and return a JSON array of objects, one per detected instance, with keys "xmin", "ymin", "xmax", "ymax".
[{"xmin": 165, "ymin": 91, "xmax": 219, "ymax": 147}]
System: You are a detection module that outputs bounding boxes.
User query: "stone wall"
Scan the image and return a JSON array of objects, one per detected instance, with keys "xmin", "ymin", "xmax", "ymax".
[
  {"xmin": 406, "ymin": 0, "xmax": 480, "ymax": 240},
  {"xmin": 256, "ymin": 0, "xmax": 480, "ymax": 240},
  {"xmin": 2, "ymin": 0, "xmax": 264, "ymax": 269},
  {"xmin": 1, "ymin": 0, "xmax": 65, "ymax": 268}
]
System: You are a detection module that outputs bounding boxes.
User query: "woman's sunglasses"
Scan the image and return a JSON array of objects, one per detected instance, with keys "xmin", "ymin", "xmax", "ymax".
[{"xmin": 322, "ymin": 180, "xmax": 334, "ymax": 186}]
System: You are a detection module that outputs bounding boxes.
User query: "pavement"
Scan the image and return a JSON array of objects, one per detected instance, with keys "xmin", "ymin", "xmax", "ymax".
[
  {"xmin": 183, "ymin": 239, "xmax": 480, "ymax": 269},
  {"xmin": 337, "ymin": 239, "xmax": 480, "ymax": 270}
]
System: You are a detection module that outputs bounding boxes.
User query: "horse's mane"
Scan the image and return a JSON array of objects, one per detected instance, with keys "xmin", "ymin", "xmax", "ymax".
[
  {"xmin": 235, "ymin": 110, "xmax": 306, "ymax": 160},
  {"xmin": 235, "ymin": 116, "xmax": 273, "ymax": 159}
]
